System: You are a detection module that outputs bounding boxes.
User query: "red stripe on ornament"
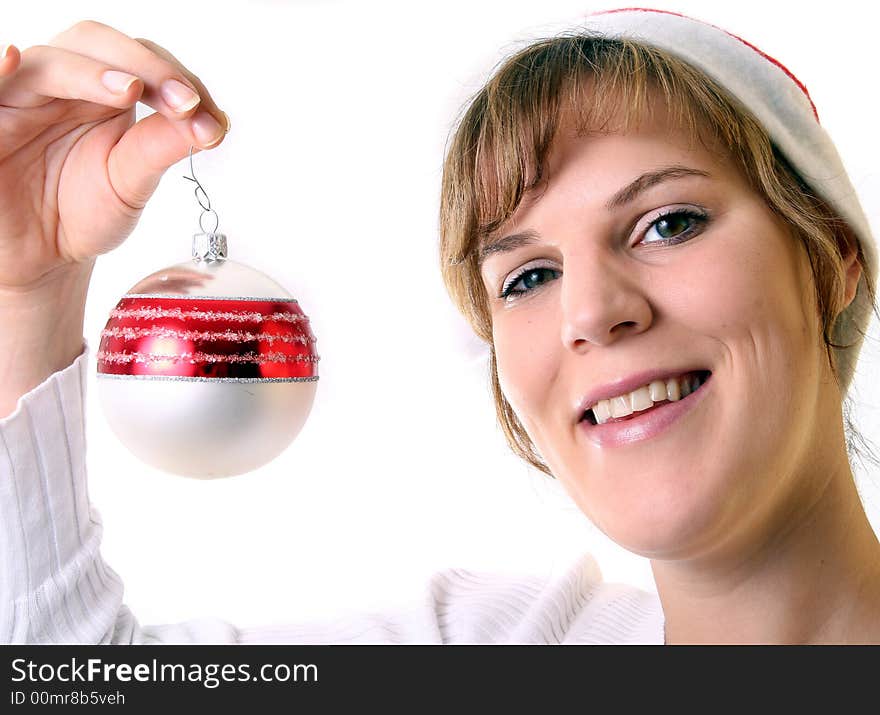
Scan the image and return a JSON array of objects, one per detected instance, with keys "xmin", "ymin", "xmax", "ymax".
[{"xmin": 98, "ymin": 296, "xmax": 319, "ymax": 379}]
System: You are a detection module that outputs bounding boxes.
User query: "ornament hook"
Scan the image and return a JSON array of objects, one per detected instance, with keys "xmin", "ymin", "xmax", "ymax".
[{"xmin": 183, "ymin": 146, "xmax": 220, "ymax": 235}]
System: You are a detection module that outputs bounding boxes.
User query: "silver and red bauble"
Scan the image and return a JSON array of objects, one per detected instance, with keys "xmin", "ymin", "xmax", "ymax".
[{"xmin": 96, "ymin": 154, "xmax": 319, "ymax": 478}]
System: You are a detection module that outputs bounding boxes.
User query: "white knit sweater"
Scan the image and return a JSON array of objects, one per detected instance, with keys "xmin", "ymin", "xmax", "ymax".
[{"xmin": 0, "ymin": 348, "xmax": 665, "ymax": 644}]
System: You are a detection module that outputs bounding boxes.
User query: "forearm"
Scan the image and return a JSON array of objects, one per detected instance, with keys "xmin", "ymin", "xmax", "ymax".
[
  {"xmin": 0, "ymin": 342, "xmax": 126, "ymax": 643},
  {"xmin": 0, "ymin": 260, "xmax": 94, "ymax": 418}
]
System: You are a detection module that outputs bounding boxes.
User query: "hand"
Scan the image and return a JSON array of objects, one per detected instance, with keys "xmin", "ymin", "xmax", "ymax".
[{"xmin": 0, "ymin": 20, "xmax": 230, "ymax": 292}]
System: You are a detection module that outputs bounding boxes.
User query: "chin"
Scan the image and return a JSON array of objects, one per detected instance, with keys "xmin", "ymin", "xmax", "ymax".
[{"xmin": 555, "ymin": 454, "xmax": 746, "ymax": 560}]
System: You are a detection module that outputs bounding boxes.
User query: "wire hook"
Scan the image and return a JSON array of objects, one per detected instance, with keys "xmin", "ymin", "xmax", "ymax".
[{"xmin": 183, "ymin": 146, "xmax": 220, "ymax": 234}]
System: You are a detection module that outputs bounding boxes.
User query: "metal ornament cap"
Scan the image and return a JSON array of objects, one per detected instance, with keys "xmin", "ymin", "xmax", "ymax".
[{"xmin": 192, "ymin": 232, "xmax": 228, "ymax": 262}]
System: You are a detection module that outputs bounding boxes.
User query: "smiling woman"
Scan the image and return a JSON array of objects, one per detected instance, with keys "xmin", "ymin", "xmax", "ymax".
[
  {"xmin": 1, "ymin": 9, "xmax": 878, "ymax": 646},
  {"xmin": 440, "ymin": 9, "xmax": 880, "ymax": 643}
]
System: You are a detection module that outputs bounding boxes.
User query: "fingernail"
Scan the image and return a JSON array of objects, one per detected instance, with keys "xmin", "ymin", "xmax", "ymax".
[
  {"xmin": 161, "ymin": 78, "xmax": 200, "ymax": 112},
  {"xmin": 222, "ymin": 111, "xmax": 231, "ymax": 133},
  {"xmin": 1, "ymin": 45, "xmax": 11, "ymax": 61},
  {"xmin": 191, "ymin": 111, "xmax": 224, "ymax": 147},
  {"xmin": 102, "ymin": 70, "xmax": 140, "ymax": 95}
]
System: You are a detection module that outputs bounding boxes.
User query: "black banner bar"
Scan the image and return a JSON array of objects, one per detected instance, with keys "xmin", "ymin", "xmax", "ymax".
[{"xmin": 1, "ymin": 645, "xmax": 873, "ymax": 708}]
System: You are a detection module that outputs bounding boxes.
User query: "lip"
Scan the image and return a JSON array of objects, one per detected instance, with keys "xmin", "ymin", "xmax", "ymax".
[
  {"xmin": 574, "ymin": 367, "xmax": 709, "ymax": 420},
  {"xmin": 578, "ymin": 372, "xmax": 712, "ymax": 448}
]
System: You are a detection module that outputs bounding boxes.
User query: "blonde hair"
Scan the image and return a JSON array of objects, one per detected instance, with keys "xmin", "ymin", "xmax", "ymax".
[{"xmin": 439, "ymin": 34, "xmax": 870, "ymax": 476}]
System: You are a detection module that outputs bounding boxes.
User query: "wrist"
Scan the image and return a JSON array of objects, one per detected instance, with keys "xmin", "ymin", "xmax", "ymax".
[{"xmin": 0, "ymin": 261, "xmax": 94, "ymax": 418}]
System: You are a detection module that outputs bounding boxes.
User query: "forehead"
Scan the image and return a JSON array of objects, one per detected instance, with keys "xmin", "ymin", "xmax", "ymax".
[{"xmin": 481, "ymin": 105, "xmax": 738, "ymax": 244}]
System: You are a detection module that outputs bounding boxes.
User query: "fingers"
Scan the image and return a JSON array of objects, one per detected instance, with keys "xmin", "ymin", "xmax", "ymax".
[
  {"xmin": 50, "ymin": 20, "xmax": 229, "ymax": 148},
  {"xmin": 135, "ymin": 38, "xmax": 229, "ymax": 135},
  {"xmin": 0, "ymin": 22, "xmax": 232, "ymax": 218},
  {"xmin": 0, "ymin": 43, "xmax": 21, "ymax": 77},
  {"xmin": 0, "ymin": 44, "xmax": 143, "ymax": 108},
  {"xmin": 51, "ymin": 21, "xmax": 198, "ymax": 117}
]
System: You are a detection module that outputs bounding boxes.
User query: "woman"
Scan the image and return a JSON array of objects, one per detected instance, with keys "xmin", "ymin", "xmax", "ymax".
[
  {"xmin": 1, "ymin": 10, "xmax": 877, "ymax": 644},
  {"xmin": 438, "ymin": 9, "xmax": 880, "ymax": 644}
]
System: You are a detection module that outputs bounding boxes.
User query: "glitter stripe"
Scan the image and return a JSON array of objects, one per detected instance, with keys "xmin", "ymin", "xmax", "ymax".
[
  {"xmin": 124, "ymin": 293, "xmax": 298, "ymax": 303},
  {"xmin": 97, "ymin": 373, "xmax": 319, "ymax": 383},
  {"xmin": 100, "ymin": 326, "xmax": 316, "ymax": 345},
  {"xmin": 96, "ymin": 351, "xmax": 321, "ymax": 366},
  {"xmin": 109, "ymin": 307, "xmax": 307, "ymax": 323}
]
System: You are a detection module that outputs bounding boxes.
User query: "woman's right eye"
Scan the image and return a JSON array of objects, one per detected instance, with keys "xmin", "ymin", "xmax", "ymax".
[{"xmin": 500, "ymin": 266, "xmax": 561, "ymax": 300}]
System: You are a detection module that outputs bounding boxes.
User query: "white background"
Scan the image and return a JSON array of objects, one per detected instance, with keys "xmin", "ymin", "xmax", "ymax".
[{"xmin": 7, "ymin": 0, "xmax": 880, "ymax": 629}]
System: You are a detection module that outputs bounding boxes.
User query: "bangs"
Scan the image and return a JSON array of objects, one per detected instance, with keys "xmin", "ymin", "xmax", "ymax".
[{"xmin": 442, "ymin": 35, "xmax": 754, "ymax": 263}]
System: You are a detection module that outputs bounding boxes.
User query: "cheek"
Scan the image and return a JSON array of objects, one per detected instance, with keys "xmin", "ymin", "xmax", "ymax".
[
  {"xmin": 666, "ymin": 229, "xmax": 821, "ymax": 453},
  {"xmin": 668, "ymin": 229, "xmax": 815, "ymax": 364},
  {"xmin": 492, "ymin": 305, "xmax": 561, "ymax": 430}
]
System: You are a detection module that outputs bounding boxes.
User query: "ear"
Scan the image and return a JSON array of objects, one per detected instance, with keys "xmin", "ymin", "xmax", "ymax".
[{"xmin": 838, "ymin": 227, "xmax": 862, "ymax": 309}]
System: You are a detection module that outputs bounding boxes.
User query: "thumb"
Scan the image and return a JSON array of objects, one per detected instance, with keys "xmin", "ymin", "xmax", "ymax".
[{"xmin": 107, "ymin": 110, "xmax": 226, "ymax": 211}]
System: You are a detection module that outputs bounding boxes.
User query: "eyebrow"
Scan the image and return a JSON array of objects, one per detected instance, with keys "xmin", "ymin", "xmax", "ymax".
[
  {"xmin": 477, "ymin": 165, "xmax": 710, "ymax": 264},
  {"xmin": 605, "ymin": 165, "xmax": 710, "ymax": 210},
  {"xmin": 478, "ymin": 229, "xmax": 541, "ymax": 263}
]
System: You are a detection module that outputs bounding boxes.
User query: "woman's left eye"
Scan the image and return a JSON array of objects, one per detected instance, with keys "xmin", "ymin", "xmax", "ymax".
[{"xmin": 640, "ymin": 209, "xmax": 708, "ymax": 245}]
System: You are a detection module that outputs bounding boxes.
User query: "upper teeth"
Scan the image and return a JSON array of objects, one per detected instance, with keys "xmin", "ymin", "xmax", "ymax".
[{"xmin": 588, "ymin": 373, "xmax": 705, "ymax": 425}]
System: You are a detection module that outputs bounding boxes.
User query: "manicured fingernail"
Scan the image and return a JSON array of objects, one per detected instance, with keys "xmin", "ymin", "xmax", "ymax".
[
  {"xmin": 161, "ymin": 78, "xmax": 200, "ymax": 112},
  {"xmin": 102, "ymin": 70, "xmax": 140, "ymax": 95},
  {"xmin": 191, "ymin": 111, "xmax": 223, "ymax": 147},
  {"xmin": 222, "ymin": 111, "xmax": 231, "ymax": 133}
]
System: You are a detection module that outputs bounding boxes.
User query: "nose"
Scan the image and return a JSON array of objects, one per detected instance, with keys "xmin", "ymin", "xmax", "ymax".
[{"xmin": 560, "ymin": 252, "xmax": 653, "ymax": 350}]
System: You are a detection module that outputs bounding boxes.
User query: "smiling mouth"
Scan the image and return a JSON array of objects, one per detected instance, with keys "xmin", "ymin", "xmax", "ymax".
[{"xmin": 582, "ymin": 370, "xmax": 712, "ymax": 425}]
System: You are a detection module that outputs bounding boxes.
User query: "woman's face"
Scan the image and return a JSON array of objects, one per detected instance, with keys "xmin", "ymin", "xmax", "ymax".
[{"xmin": 479, "ymin": 106, "xmax": 842, "ymax": 560}]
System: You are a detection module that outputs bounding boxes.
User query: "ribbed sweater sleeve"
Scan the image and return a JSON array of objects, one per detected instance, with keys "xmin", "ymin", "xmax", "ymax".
[
  {"xmin": 0, "ymin": 347, "xmax": 665, "ymax": 645},
  {"xmin": 0, "ymin": 347, "xmax": 121, "ymax": 643}
]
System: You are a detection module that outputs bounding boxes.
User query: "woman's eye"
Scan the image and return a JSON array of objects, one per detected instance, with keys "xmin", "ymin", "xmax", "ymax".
[
  {"xmin": 500, "ymin": 266, "xmax": 560, "ymax": 300},
  {"xmin": 641, "ymin": 209, "xmax": 707, "ymax": 245}
]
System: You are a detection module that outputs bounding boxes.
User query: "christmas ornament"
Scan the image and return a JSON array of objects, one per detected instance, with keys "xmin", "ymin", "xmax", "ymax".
[{"xmin": 96, "ymin": 150, "xmax": 319, "ymax": 478}]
